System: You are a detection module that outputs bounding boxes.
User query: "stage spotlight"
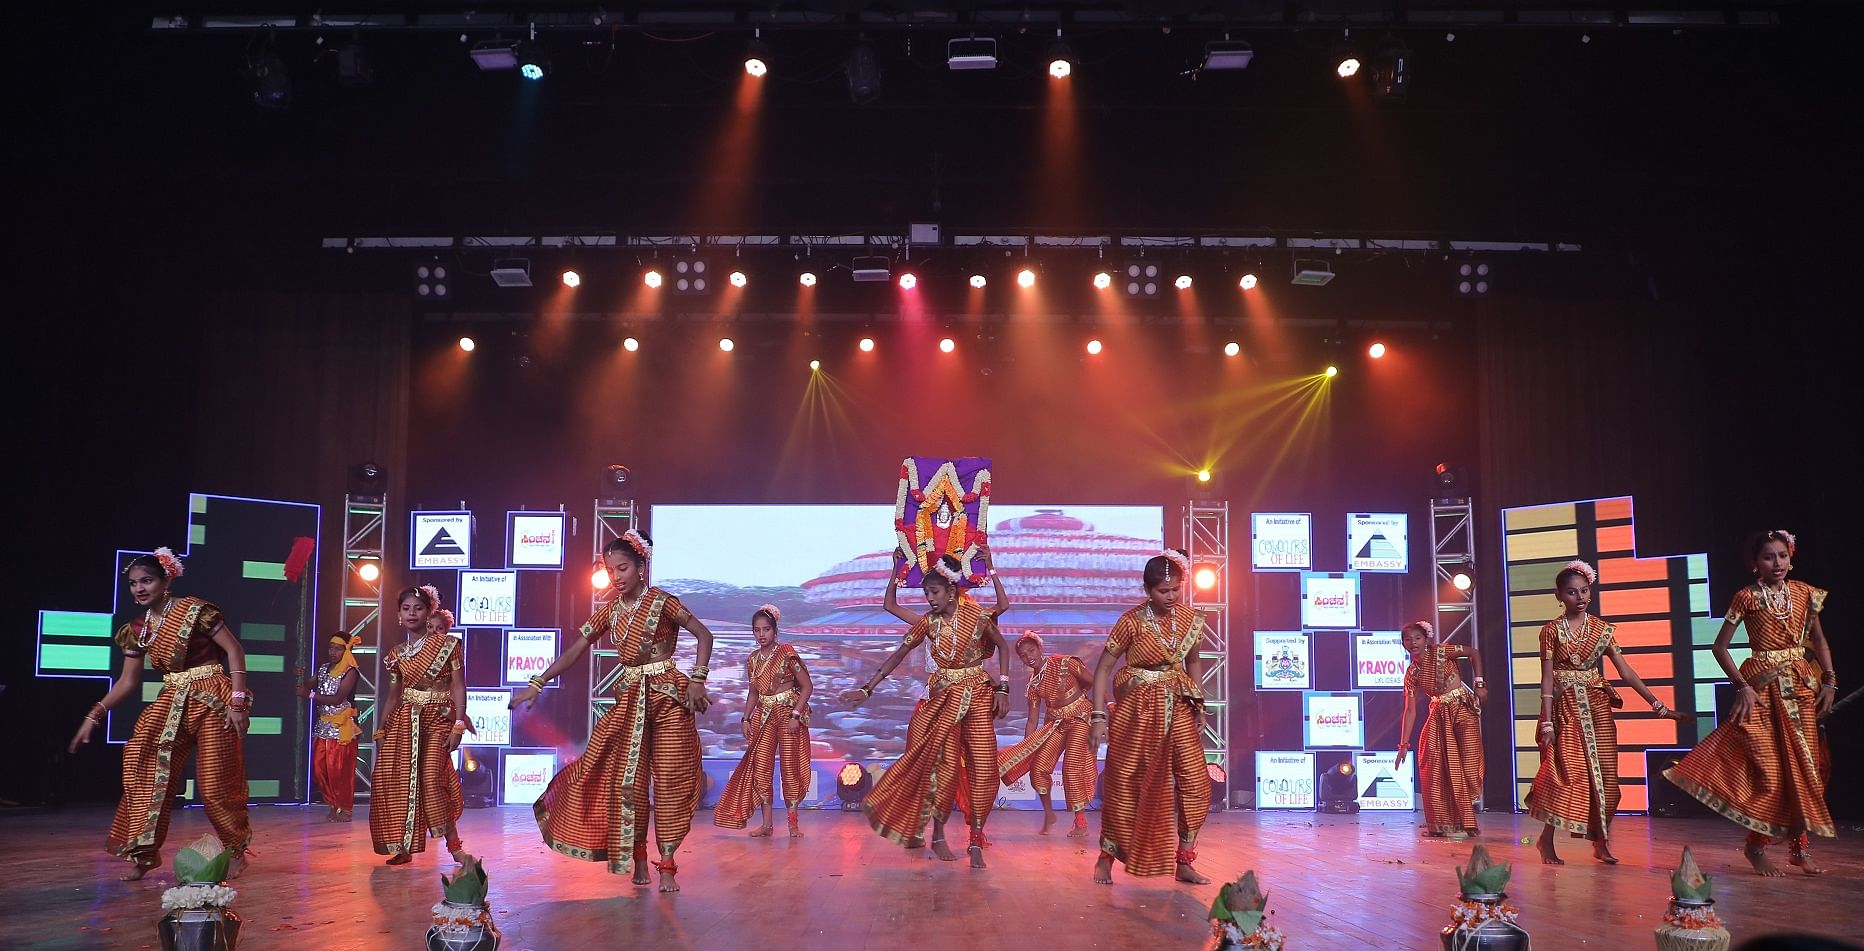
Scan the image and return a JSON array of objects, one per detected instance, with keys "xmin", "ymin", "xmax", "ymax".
[
  {"xmin": 644, "ymin": 270, "xmax": 664, "ymax": 289},
  {"xmin": 1368, "ymin": 342, "xmax": 1387, "ymax": 358},
  {"xmin": 729, "ymin": 270, "xmax": 748, "ymax": 288},
  {"xmin": 561, "ymin": 269, "xmax": 581, "ymax": 288},
  {"xmin": 1093, "ymin": 271, "xmax": 1112, "ymax": 290},
  {"xmin": 1207, "ymin": 761, "xmax": 1229, "ymax": 809},
  {"xmin": 414, "ymin": 261, "xmax": 450, "ymax": 299},
  {"xmin": 671, "ymin": 259, "xmax": 710, "ymax": 294},
  {"xmin": 799, "ymin": 271, "xmax": 818, "ymax": 287},
  {"xmin": 623, "ymin": 337, "xmax": 639, "ymax": 352},
  {"xmin": 1197, "ymin": 469, "xmax": 1212, "ymax": 483},
  {"xmin": 1451, "ymin": 569, "xmax": 1474, "ymax": 592},
  {"xmin": 599, "ymin": 463, "xmax": 633, "ymax": 503},
  {"xmin": 1017, "ymin": 268, "xmax": 1036, "ymax": 288},
  {"xmin": 1174, "ymin": 274, "xmax": 1194, "ymax": 290},
  {"xmin": 969, "ymin": 274, "xmax": 987, "ymax": 289},
  {"xmin": 809, "ymin": 359, "xmax": 821, "ymax": 371},
  {"xmin": 1324, "ymin": 365, "xmax": 1339, "ymax": 377},
  {"xmin": 357, "ymin": 561, "xmax": 380, "ymax": 583},
  {"xmin": 1372, "ymin": 37, "xmax": 1411, "ymax": 101},
  {"xmin": 347, "ymin": 462, "xmax": 386, "ymax": 500},
  {"xmin": 1123, "ymin": 262, "xmax": 1162, "ymax": 297},
  {"xmin": 458, "ymin": 336, "xmax": 476, "ymax": 353},
  {"xmin": 459, "ymin": 750, "xmax": 493, "ymax": 808},
  {"xmin": 1239, "ymin": 273, "xmax": 1258, "ymax": 290},
  {"xmin": 515, "ymin": 41, "xmax": 548, "ymax": 80},
  {"xmin": 859, "ymin": 337, "xmax": 876, "ymax": 352},
  {"xmin": 898, "ymin": 273, "xmax": 918, "ymax": 290},
  {"xmin": 1086, "ymin": 339, "xmax": 1102, "ymax": 355},
  {"xmin": 1334, "ymin": 39, "xmax": 1361, "ymax": 79},
  {"xmin": 718, "ymin": 338, "xmax": 735, "ymax": 353},
  {"xmin": 939, "ymin": 338, "xmax": 956, "ymax": 353},
  {"xmin": 590, "ymin": 563, "xmax": 611, "ymax": 590},
  {"xmin": 1046, "ymin": 39, "xmax": 1076, "ymax": 78},
  {"xmin": 1432, "ymin": 462, "xmax": 1468, "ymax": 502},
  {"xmin": 845, "ymin": 36, "xmax": 881, "ymax": 105},
  {"xmin": 1194, "ymin": 566, "xmax": 1218, "ymax": 591},
  {"xmin": 947, "ymin": 36, "xmax": 998, "ymax": 71},
  {"xmin": 245, "ymin": 48, "xmax": 292, "ymax": 110},
  {"xmin": 836, "ymin": 761, "xmax": 872, "ymax": 808},
  {"xmin": 744, "ymin": 35, "xmax": 772, "ymax": 78},
  {"xmin": 1317, "ymin": 759, "xmax": 1359, "ymax": 813},
  {"xmin": 1455, "ymin": 261, "xmax": 1492, "ymax": 297},
  {"xmin": 1224, "ymin": 342, "xmax": 1241, "ymax": 358}
]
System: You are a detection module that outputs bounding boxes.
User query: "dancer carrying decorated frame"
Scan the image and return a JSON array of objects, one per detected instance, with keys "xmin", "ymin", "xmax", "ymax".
[
  {"xmin": 369, "ymin": 585, "xmax": 469, "ymax": 866},
  {"xmin": 842, "ymin": 546, "xmax": 1012, "ymax": 868},
  {"xmin": 1393, "ymin": 620, "xmax": 1485, "ymax": 840},
  {"xmin": 1091, "ymin": 549, "xmax": 1212, "ymax": 886},
  {"xmin": 511, "ymin": 530, "xmax": 716, "ymax": 893},
  {"xmin": 67, "ymin": 547, "xmax": 253, "ymax": 881},
  {"xmin": 714, "ymin": 604, "xmax": 816, "ymax": 838},
  {"xmin": 999, "ymin": 631, "xmax": 1096, "ymax": 837}
]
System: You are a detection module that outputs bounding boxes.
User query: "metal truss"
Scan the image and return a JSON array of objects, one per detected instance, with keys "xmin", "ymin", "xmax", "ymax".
[
  {"xmin": 1430, "ymin": 499, "xmax": 1479, "ymax": 648},
  {"xmin": 586, "ymin": 500, "xmax": 637, "ymax": 741},
  {"xmin": 1184, "ymin": 500, "xmax": 1231, "ymax": 800},
  {"xmin": 340, "ymin": 493, "xmax": 387, "ymax": 800}
]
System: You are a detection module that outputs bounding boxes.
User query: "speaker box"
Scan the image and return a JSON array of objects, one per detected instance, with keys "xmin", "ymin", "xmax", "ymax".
[{"xmin": 1645, "ymin": 748, "xmax": 1710, "ymax": 818}]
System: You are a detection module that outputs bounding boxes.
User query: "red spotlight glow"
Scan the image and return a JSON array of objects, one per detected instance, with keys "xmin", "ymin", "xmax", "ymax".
[
  {"xmin": 357, "ymin": 562, "xmax": 380, "ymax": 582},
  {"xmin": 643, "ymin": 270, "xmax": 663, "ymax": 289},
  {"xmin": 1325, "ymin": 365, "xmax": 1340, "ymax": 378},
  {"xmin": 1093, "ymin": 271, "xmax": 1112, "ymax": 290},
  {"xmin": 591, "ymin": 566, "xmax": 611, "ymax": 590},
  {"xmin": 798, "ymin": 272, "xmax": 817, "ymax": 287},
  {"xmin": 745, "ymin": 56, "xmax": 768, "ymax": 78},
  {"xmin": 969, "ymin": 274, "xmax": 987, "ymax": 289},
  {"xmin": 1239, "ymin": 273, "xmax": 1258, "ymax": 290},
  {"xmin": 898, "ymin": 273, "xmax": 918, "ymax": 290},
  {"xmin": 809, "ymin": 359, "xmax": 821, "ymax": 371},
  {"xmin": 1086, "ymin": 339, "xmax": 1102, "ymax": 355},
  {"xmin": 1017, "ymin": 268, "xmax": 1036, "ymax": 288},
  {"xmin": 561, "ymin": 269, "xmax": 581, "ymax": 288},
  {"xmin": 1337, "ymin": 56, "xmax": 1362, "ymax": 78},
  {"xmin": 1368, "ymin": 342, "xmax": 1387, "ymax": 358},
  {"xmin": 858, "ymin": 337, "xmax": 875, "ymax": 353},
  {"xmin": 1049, "ymin": 58, "xmax": 1072, "ymax": 79},
  {"xmin": 1452, "ymin": 571, "xmax": 1473, "ymax": 592},
  {"xmin": 1223, "ymin": 342, "xmax": 1241, "ymax": 358},
  {"xmin": 729, "ymin": 271, "xmax": 748, "ymax": 288},
  {"xmin": 1194, "ymin": 566, "xmax": 1218, "ymax": 591},
  {"xmin": 623, "ymin": 337, "xmax": 639, "ymax": 352},
  {"xmin": 719, "ymin": 338, "xmax": 735, "ymax": 352},
  {"xmin": 458, "ymin": 336, "xmax": 476, "ymax": 352},
  {"xmin": 939, "ymin": 337, "xmax": 956, "ymax": 353},
  {"xmin": 1174, "ymin": 274, "xmax": 1194, "ymax": 290}
]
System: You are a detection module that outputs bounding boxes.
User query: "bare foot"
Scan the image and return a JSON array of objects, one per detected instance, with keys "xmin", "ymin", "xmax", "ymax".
[
  {"xmin": 1746, "ymin": 842, "xmax": 1786, "ymax": 877},
  {"xmin": 1093, "ymin": 854, "xmax": 1114, "ymax": 884},
  {"xmin": 1445, "ymin": 831, "xmax": 1470, "ymax": 841},
  {"xmin": 930, "ymin": 839, "xmax": 958, "ymax": 862},
  {"xmin": 1176, "ymin": 862, "xmax": 1211, "ymax": 885},
  {"xmin": 658, "ymin": 870, "xmax": 681, "ymax": 893},
  {"xmin": 385, "ymin": 852, "xmax": 412, "ymax": 866},
  {"xmin": 968, "ymin": 844, "xmax": 987, "ymax": 869},
  {"xmin": 226, "ymin": 852, "xmax": 249, "ymax": 880},
  {"xmin": 1537, "ymin": 837, "xmax": 1565, "ymax": 866},
  {"xmin": 1789, "ymin": 848, "xmax": 1827, "ymax": 876},
  {"xmin": 1039, "ymin": 811, "xmax": 1056, "ymax": 836},
  {"xmin": 787, "ymin": 820, "xmax": 804, "ymax": 839},
  {"xmin": 338, "ymin": 810, "xmax": 354, "ymax": 823},
  {"xmin": 1067, "ymin": 817, "xmax": 1089, "ymax": 838},
  {"xmin": 749, "ymin": 824, "xmax": 773, "ymax": 838},
  {"xmin": 1592, "ymin": 841, "xmax": 1619, "ymax": 865},
  {"xmin": 121, "ymin": 861, "xmax": 158, "ymax": 882}
]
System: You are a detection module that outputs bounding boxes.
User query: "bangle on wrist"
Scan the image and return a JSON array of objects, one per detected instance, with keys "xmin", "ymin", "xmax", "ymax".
[{"xmin": 528, "ymin": 675, "xmax": 548, "ymax": 691}]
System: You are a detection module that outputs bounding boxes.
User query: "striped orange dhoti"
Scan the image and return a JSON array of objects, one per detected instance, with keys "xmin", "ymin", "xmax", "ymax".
[
  {"xmin": 1416, "ymin": 687, "xmax": 1482, "ymax": 835},
  {"xmin": 1526, "ymin": 670, "xmax": 1619, "ymax": 840},
  {"xmin": 108, "ymin": 664, "xmax": 251, "ymax": 863},
  {"xmin": 714, "ymin": 690, "xmax": 812, "ymax": 827},
  {"xmin": 536, "ymin": 660, "xmax": 701, "ymax": 874},
  {"xmin": 1664, "ymin": 650, "xmax": 1834, "ymax": 840},
  {"xmin": 1099, "ymin": 666, "xmax": 1208, "ymax": 877},
  {"xmin": 368, "ymin": 688, "xmax": 464, "ymax": 855},
  {"xmin": 999, "ymin": 695, "xmax": 1095, "ymax": 811},
  {"xmin": 864, "ymin": 666, "xmax": 998, "ymax": 847}
]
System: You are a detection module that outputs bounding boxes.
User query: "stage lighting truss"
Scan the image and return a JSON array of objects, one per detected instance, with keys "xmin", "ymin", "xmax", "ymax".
[
  {"xmin": 669, "ymin": 258, "xmax": 712, "ymax": 294},
  {"xmin": 1122, "ymin": 261, "xmax": 1163, "ymax": 297},
  {"xmin": 342, "ymin": 472, "xmax": 389, "ymax": 801},
  {"xmin": 1183, "ymin": 499, "xmax": 1231, "ymax": 801},
  {"xmin": 588, "ymin": 497, "xmax": 639, "ymax": 739},
  {"xmin": 1430, "ymin": 497, "xmax": 1480, "ymax": 649}
]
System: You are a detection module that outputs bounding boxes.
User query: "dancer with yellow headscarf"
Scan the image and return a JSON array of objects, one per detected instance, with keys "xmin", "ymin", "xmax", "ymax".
[{"xmin": 301, "ymin": 632, "xmax": 363, "ymax": 821}]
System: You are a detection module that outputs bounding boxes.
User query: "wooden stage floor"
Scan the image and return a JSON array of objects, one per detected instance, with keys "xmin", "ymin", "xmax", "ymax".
[{"xmin": 1, "ymin": 806, "xmax": 1859, "ymax": 950}]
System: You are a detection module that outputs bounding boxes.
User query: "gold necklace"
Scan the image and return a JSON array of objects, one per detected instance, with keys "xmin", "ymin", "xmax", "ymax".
[
  {"xmin": 1557, "ymin": 612, "xmax": 1588, "ymax": 642},
  {"xmin": 750, "ymin": 645, "xmax": 780, "ymax": 684},
  {"xmin": 1758, "ymin": 581, "xmax": 1791, "ymax": 620},
  {"xmin": 136, "ymin": 597, "xmax": 173, "ymax": 648},
  {"xmin": 1144, "ymin": 604, "xmax": 1182, "ymax": 654}
]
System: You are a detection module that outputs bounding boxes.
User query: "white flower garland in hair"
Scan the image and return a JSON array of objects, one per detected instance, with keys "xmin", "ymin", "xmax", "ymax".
[
  {"xmin": 161, "ymin": 883, "xmax": 237, "ymax": 911},
  {"xmin": 433, "ymin": 608, "xmax": 456, "ymax": 629},
  {"xmin": 1161, "ymin": 549, "xmax": 1192, "ymax": 579},
  {"xmin": 1771, "ymin": 529, "xmax": 1797, "ymax": 554},
  {"xmin": 622, "ymin": 529, "xmax": 653, "ymax": 563},
  {"xmin": 934, "ymin": 559, "xmax": 965, "ymax": 584},
  {"xmin": 756, "ymin": 603, "xmax": 782, "ymax": 624},
  {"xmin": 153, "ymin": 546, "xmax": 186, "ymax": 579},
  {"xmin": 1562, "ymin": 559, "xmax": 1597, "ymax": 585},
  {"xmin": 419, "ymin": 583, "xmax": 443, "ymax": 608},
  {"xmin": 1413, "ymin": 620, "xmax": 1435, "ymax": 638}
]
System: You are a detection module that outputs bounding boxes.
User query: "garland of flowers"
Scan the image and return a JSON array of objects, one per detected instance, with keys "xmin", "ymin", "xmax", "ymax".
[
  {"xmin": 161, "ymin": 884, "xmax": 237, "ymax": 912},
  {"xmin": 1663, "ymin": 904, "xmax": 1724, "ymax": 931},
  {"xmin": 151, "ymin": 546, "xmax": 186, "ymax": 579},
  {"xmin": 1449, "ymin": 899, "xmax": 1521, "ymax": 930},
  {"xmin": 431, "ymin": 901, "xmax": 497, "ymax": 934},
  {"xmin": 1212, "ymin": 919, "xmax": 1285, "ymax": 950},
  {"xmin": 1562, "ymin": 559, "xmax": 1597, "ymax": 585}
]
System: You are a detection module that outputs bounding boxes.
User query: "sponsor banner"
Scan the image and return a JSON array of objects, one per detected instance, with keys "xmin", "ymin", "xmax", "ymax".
[
  {"xmin": 502, "ymin": 750, "xmax": 557, "ymax": 806},
  {"xmin": 1250, "ymin": 513, "xmax": 1312, "ymax": 571},
  {"xmin": 1354, "ymin": 751, "xmax": 1417, "ymax": 810},
  {"xmin": 1353, "ymin": 631, "xmax": 1409, "ymax": 689},
  {"xmin": 507, "ymin": 511, "xmax": 567, "ymax": 569},
  {"xmin": 465, "ymin": 689, "xmax": 512, "ymax": 746},
  {"xmin": 459, "ymin": 571, "xmax": 518, "ymax": 628},
  {"xmin": 1301, "ymin": 571, "xmax": 1361, "ymax": 629},
  {"xmin": 411, "ymin": 511, "xmax": 472, "ymax": 569},
  {"xmin": 996, "ymin": 763, "xmax": 1088, "ymax": 805},
  {"xmin": 1347, "ymin": 513, "xmax": 1409, "ymax": 573},
  {"xmin": 1253, "ymin": 632, "xmax": 1312, "ymax": 690},
  {"xmin": 1304, "ymin": 691, "xmax": 1366, "ymax": 748},
  {"xmin": 1255, "ymin": 751, "xmax": 1316, "ymax": 809},
  {"xmin": 504, "ymin": 630, "xmax": 558, "ymax": 686}
]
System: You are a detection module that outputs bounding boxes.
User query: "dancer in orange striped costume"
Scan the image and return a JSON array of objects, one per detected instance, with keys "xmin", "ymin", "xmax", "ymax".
[
  {"xmin": 1393, "ymin": 620, "xmax": 1486, "ymax": 839},
  {"xmin": 1665, "ymin": 530, "xmax": 1837, "ymax": 877},
  {"xmin": 67, "ymin": 548, "xmax": 253, "ymax": 880},
  {"xmin": 999, "ymin": 632, "xmax": 1095, "ymax": 836},
  {"xmin": 1527, "ymin": 560, "xmax": 1686, "ymax": 865},
  {"xmin": 1091, "ymin": 551, "xmax": 1211, "ymax": 885},
  {"xmin": 841, "ymin": 549, "xmax": 1012, "ymax": 868},
  {"xmin": 714, "ymin": 604, "xmax": 815, "ymax": 838},
  {"xmin": 369, "ymin": 586, "xmax": 469, "ymax": 865},
  {"xmin": 511, "ymin": 531, "xmax": 715, "ymax": 893}
]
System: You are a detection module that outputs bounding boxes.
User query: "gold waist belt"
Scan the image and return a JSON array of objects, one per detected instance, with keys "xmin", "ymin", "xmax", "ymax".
[
  {"xmin": 1752, "ymin": 647, "xmax": 1805, "ymax": 667},
  {"xmin": 1555, "ymin": 668, "xmax": 1603, "ymax": 689},
  {"xmin": 931, "ymin": 665, "xmax": 986, "ymax": 687},
  {"xmin": 401, "ymin": 687, "xmax": 450, "ymax": 704},
  {"xmin": 1127, "ymin": 665, "xmax": 1180, "ymax": 685},
  {"xmin": 759, "ymin": 689, "xmax": 797, "ymax": 707},
  {"xmin": 1048, "ymin": 695, "xmax": 1092, "ymax": 720},
  {"xmin": 618, "ymin": 658, "xmax": 678, "ymax": 685},
  {"xmin": 1431, "ymin": 683, "xmax": 1474, "ymax": 705},
  {"xmin": 161, "ymin": 663, "xmax": 223, "ymax": 687}
]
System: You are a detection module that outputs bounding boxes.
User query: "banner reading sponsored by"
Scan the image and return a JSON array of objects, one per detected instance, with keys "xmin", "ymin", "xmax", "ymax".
[
  {"xmin": 1253, "ymin": 632, "xmax": 1311, "ymax": 690},
  {"xmin": 459, "ymin": 571, "xmax": 518, "ymax": 628},
  {"xmin": 501, "ymin": 750, "xmax": 557, "ymax": 805},
  {"xmin": 1354, "ymin": 751, "xmax": 1417, "ymax": 810},
  {"xmin": 507, "ymin": 511, "xmax": 567, "ymax": 569},
  {"xmin": 465, "ymin": 689, "xmax": 512, "ymax": 746},
  {"xmin": 504, "ymin": 630, "xmax": 558, "ymax": 686},
  {"xmin": 1255, "ymin": 751, "xmax": 1316, "ymax": 809},
  {"xmin": 1303, "ymin": 691, "xmax": 1366, "ymax": 749},
  {"xmin": 1347, "ymin": 513, "xmax": 1408, "ymax": 572},
  {"xmin": 1301, "ymin": 571, "xmax": 1361, "ymax": 628},
  {"xmin": 1251, "ymin": 513, "xmax": 1312, "ymax": 571},
  {"xmin": 1353, "ymin": 631, "xmax": 1409, "ymax": 689},
  {"xmin": 411, "ymin": 511, "xmax": 472, "ymax": 569}
]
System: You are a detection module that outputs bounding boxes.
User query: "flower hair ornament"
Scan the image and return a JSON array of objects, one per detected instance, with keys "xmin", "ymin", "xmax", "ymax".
[
  {"xmin": 755, "ymin": 603, "xmax": 782, "ymax": 624},
  {"xmin": 418, "ymin": 583, "xmax": 444, "ymax": 608},
  {"xmin": 433, "ymin": 608, "xmax": 456, "ymax": 629},
  {"xmin": 1160, "ymin": 549, "xmax": 1192, "ymax": 580},
  {"xmin": 1411, "ymin": 620, "xmax": 1435, "ymax": 638},
  {"xmin": 1562, "ymin": 559, "xmax": 1598, "ymax": 586},
  {"xmin": 1016, "ymin": 631, "xmax": 1044, "ymax": 652},
  {"xmin": 933, "ymin": 558, "xmax": 966, "ymax": 585},
  {"xmin": 622, "ymin": 529, "xmax": 653, "ymax": 563},
  {"xmin": 1769, "ymin": 529, "xmax": 1797, "ymax": 556},
  {"xmin": 127, "ymin": 546, "xmax": 186, "ymax": 580}
]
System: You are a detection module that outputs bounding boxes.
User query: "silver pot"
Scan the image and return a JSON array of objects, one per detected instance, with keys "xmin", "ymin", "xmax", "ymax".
[
  {"xmin": 158, "ymin": 907, "xmax": 241, "ymax": 951},
  {"xmin": 1441, "ymin": 893, "xmax": 1530, "ymax": 951},
  {"xmin": 425, "ymin": 901, "xmax": 500, "ymax": 951}
]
